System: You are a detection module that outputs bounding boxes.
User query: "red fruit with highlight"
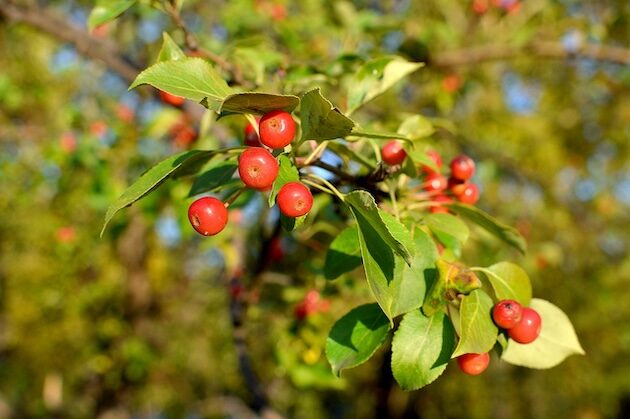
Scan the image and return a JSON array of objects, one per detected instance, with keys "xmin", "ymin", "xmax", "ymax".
[
  {"xmin": 381, "ymin": 141, "xmax": 407, "ymax": 165},
  {"xmin": 492, "ymin": 300, "xmax": 523, "ymax": 329},
  {"xmin": 508, "ymin": 307, "xmax": 542, "ymax": 344},
  {"xmin": 188, "ymin": 197, "xmax": 228, "ymax": 236},
  {"xmin": 457, "ymin": 353, "xmax": 490, "ymax": 375},
  {"xmin": 424, "ymin": 173, "xmax": 448, "ymax": 193},
  {"xmin": 277, "ymin": 182, "xmax": 313, "ymax": 218},
  {"xmin": 238, "ymin": 147, "xmax": 279, "ymax": 190},
  {"xmin": 453, "ymin": 182, "xmax": 480, "ymax": 205},
  {"xmin": 259, "ymin": 110, "xmax": 296, "ymax": 149},
  {"xmin": 450, "ymin": 155, "xmax": 476, "ymax": 181}
]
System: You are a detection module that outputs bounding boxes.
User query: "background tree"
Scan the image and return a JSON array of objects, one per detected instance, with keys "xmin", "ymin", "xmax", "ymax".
[{"xmin": 0, "ymin": 0, "xmax": 629, "ymax": 418}]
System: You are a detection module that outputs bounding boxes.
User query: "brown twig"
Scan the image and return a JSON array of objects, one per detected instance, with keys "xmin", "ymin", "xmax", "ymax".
[
  {"xmin": 431, "ymin": 40, "xmax": 630, "ymax": 68},
  {"xmin": 0, "ymin": 0, "xmax": 140, "ymax": 83},
  {"xmin": 227, "ymin": 223, "xmax": 286, "ymax": 419},
  {"xmin": 163, "ymin": 0, "xmax": 246, "ymax": 85}
]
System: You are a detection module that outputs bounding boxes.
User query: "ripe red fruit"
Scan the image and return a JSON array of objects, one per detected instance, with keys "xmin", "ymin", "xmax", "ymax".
[
  {"xmin": 188, "ymin": 197, "xmax": 228, "ymax": 236},
  {"xmin": 56, "ymin": 226, "xmax": 76, "ymax": 243},
  {"xmin": 238, "ymin": 147, "xmax": 279, "ymax": 190},
  {"xmin": 381, "ymin": 141, "xmax": 407, "ymax": 165},
  {"xmin": 450, "ymin": 155, "xmax": 476, "ymax": 181},
  {"xmin": 472, "ymin": 0, "xmax": 489, "ymax": 15},
  {"xmin": 457, "ymin": 353, "xmax": 490, "ymax": 375},
  {"xmin": 269, "ymin": 236, "xmax": 284, "ymax": 262},
  {"xmin": 429, "ymin": 194, "xmax": 452, "ymax": 214},
  {"xmin": 159, "ymin": 90, "xmax": 185, "ymax": 107},
  {"xmin": 441, "ymin": 74, "xmax": 461, "ymax": 93},
  {"xmin": 277, "ymin": 182, "xmax": 313, "ymax": 218},
  {"xmin": 492, "ymin": 300, "xmax": 523, "ymax": 329},
  {"xmin": 259, "ymin": 110, "xmax": 296, "ymax": 149},
  {"xmin": 508, "ymin": 307, "xmax": 542, "ymax": 344},
  {"xmin": 90, "ymin": 120, "xmax": 108, "ymax": 137},
  {"xmin": 453, "ymin": 182, "xmax": 480, "ymax": 205},
  {"xmin": 422, "ymin": 150, "xmax": 443, "ymax": 174},
  {"xmin": 244, "ymin": 117, "xmax": 262, "ymax": 147},
  {"xmin": 424, "ymin": 173, "xmax": 448, "ymax": 193},
  {"xmin": 449, "ymin": 179, "xmax": 465, "ymax": 193},
  {"xmin": 170, "ymin": 123, "xmax": 198, "ymax": 148},
  {"xmin": 60, "ymin": 132, "xmax": 77, "ymax": 153}
]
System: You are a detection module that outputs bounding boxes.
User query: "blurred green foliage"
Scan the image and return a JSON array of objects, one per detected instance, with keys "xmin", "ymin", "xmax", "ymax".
[{"xmin": 0, "ymin": 0, "xmax": 629, "ymax": 418}]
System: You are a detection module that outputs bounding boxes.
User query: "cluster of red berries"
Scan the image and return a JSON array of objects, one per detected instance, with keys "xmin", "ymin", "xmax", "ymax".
[
  {"xmin": 380, "ymin": 141, "xmax": 480, "ymax": 211},
  {"xmin": 457, "ymin": 299, "xmax": 542, "ymax": 375},
  {"xmin": 187, "ymin": 110, "xmax": 314, "ymax": 236},
  {"xmin": 423, "ymin": 152, "xmax": 479, "ymax": 211},
  {"xmin": 493, "ymin": 299, "xmax": 542, "ymax": 344}
]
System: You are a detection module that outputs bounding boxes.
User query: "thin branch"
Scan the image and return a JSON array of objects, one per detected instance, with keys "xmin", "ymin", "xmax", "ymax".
[
  {"xmin": 431, "ymin": 40, "xmax": 630, "ymax": 68},
  {"xmin": 163, "ymin": 0, "xmax": 246, "ymax": 85},
  {"xmin": 0, "ymin": 0, "xmax": 141, "ymax": 83},
  {"xmin": 227, "ymin": 223, "xmax": 286, "ymax": 419}
]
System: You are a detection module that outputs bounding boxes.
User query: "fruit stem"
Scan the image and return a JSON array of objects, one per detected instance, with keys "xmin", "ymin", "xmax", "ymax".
[
  {"xmin": 303, "ymin": 174, "xmax": 345, "ymax": 202},
  {"xmin": 224, "ymin": 187, "xmax": 246, "ymax": 207},
  {"xmin": 387, "ymin": 179, "xmax": 400, "ymax": 221},
  {"xmin": 303, "ymin": 141, "xmax": 328, "ymax": 166},
  {"xmin": 245, "ymin": 113, "xmax": 260, "ymax": 137}
]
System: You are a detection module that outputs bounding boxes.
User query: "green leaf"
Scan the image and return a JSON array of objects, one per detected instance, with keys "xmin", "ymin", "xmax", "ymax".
[
  {"xmin": 280, "ymin": 214, "xmax": 305, "ymax": 232},
  {"xmin": 157, "ymin": 32, "xmax": 187, "ymax": 62},
  {"xmin": 87, "ymin": 0, "xmax": 136, "ymax": 30},
  {"xmin": 347, "ymin": 56, "xmax": 423, "ymax": 114},
  {"xmin": 325, "ymin": 303, "xmax": 390, "ymax": 376},
  {"xmin": 346, "ymin": 202, "xmax": 421, "ymax": 321},
  {"xmin": 448, "ymin": 203, "xmax": 527, "ymax": 254},
  {"xmin": 102, "ymin": 150, "xmax": 214, "ymax": 236},
  {"xmin": 477, "ymin": 262, "xmax": 532, "ymax": 306},
  {"xmin": 422, "ymin": 260, "xmax": 481, "ymax": 317},
  {"xmin": 348, "ymin": 129, "xmax": 410, "ymax": 142},
  {"xmin": 268, "ymin": 155, "xmax": 300, "ymax": 207},
  {"xmin": 300, "ymin": 88, "xmax": 355, "ymax": 143},
  {"xmin": 389, "ymin": 227, "xmax": 439, "ymax": 317},
  {"xmin": 452, "ymin": 289, "xmax": 498, "ymax": 357},
  {"xmin": 425, "ymin": 213, "xmax": 470, "ymax": 250},
  {"xmin": 407, "ymin": 147, "xmax": 439, "ymax": 173},
  {"xmin": 502, "ymin": 299, "xmax": 585, "ymax": 369},
  {"xmin": 219, "ymin": 92, "xmax": 300, "ymax": 116},
  {"xmin": 324, "ymin": 225, "xmax": 362, "ymax": 280},
  {"xmin": 129, "ymin": 58, "xmax": 233, "ymax": 112},
  {"xmin": 391, "ymin": 310, "xmax": 456, "ymax": 390},
  {"xmin": 397, "ymin": 115, "xmax": 435, "ymax": 140},
  {"xmin": 345, "ymin": 191, "xmax": 413, "ymax": 264},
  {"xmin": 188, "ymin": 160, "xmax": 238, "ymax": 197}
]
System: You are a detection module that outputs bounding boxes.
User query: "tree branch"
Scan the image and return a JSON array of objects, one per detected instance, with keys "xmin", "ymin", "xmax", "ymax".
[
  {"xmin": 0, "ymin": 0, "xmax": 141, "ymax": 83},
  {"xmin": 431, "ymin": 40, "xmax": 630, "ymax": 67},
  {"xmin": 163, "ymin": 0, "xmax": 246, "ymax": 86}
]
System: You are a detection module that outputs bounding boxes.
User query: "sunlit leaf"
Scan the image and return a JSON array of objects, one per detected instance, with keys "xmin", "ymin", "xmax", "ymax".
[
  {"xmin": 325, "ymin": 303, "xmax": 390, "ymax": 376},
  {"xmin": 391, "ymin": 310, "xmax": 455, "ymax": 390},
  {"xmin": 102, "ymin": 150, "xmax": 214, "ymax": 236},
  {"xmin": 88, "ymin": 0, "xmax": 136, "ymax": 30}
]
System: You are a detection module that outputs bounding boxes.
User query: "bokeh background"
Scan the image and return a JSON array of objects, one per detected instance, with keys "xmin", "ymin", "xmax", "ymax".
[{"xmin": 1, "ymin": 0, "xmax": 629, "ymax": 418}]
